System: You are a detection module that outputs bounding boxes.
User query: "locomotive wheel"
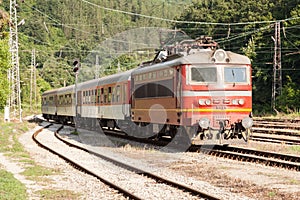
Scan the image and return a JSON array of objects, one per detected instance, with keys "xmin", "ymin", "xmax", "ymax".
[
  {"xmin": 217, "ymin": 131, "xmax": 224, "ymax": 144},
  {"xmin": 241, "ymin": 128, "xmax": 250, "ymax": 142},
  {"xmin": 223, "ymin": 130, "xmax": 232, "ymax": 140}
]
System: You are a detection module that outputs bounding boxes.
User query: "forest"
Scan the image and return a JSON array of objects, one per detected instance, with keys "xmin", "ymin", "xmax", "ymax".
[{"xmin": 0, "ymin": 0, "xmax": 299, "ymax": 115}]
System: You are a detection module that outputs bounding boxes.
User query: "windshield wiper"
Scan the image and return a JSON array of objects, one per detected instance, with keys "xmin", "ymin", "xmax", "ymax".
[{"xmin": 232, "ymin": 69, "xmax": 236, "ymax": 87}]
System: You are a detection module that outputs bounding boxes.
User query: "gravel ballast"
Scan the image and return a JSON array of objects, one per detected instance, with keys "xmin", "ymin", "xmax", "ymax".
[{"xmin": 1, "ymin": 120, "xmax": 299, "ymax": 199}]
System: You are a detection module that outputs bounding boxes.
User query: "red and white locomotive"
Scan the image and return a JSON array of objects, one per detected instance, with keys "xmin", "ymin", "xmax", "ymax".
[{"xmin": 42, "ymin": 39, "xmax": 253, "ymax": 144}]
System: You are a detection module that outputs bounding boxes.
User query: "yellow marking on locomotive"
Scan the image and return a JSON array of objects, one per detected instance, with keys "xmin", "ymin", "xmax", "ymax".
[{"xmin": 131, "ymin": 108, "xmax": 252, "ymax": 112}]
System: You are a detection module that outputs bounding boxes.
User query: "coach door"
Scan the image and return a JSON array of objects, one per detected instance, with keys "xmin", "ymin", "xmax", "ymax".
[
  {"xmin": 122, "ymin": 83, "xmax": 129, "ymax": 117},
  {"xmin": 77, "ymin": 91, "xmax": 82, "ymax": 116},
  {"xmin": 176, "ymin": 66, "xmax": 182, "ymax": 108}
]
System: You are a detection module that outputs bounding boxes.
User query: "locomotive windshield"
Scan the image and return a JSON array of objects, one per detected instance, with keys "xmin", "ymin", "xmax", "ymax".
[
  {"xmin": 191, "ymin": 67, "xmax": 217, "ymax": 83},
  {"xmin": 224, "ymin": 67, "xmax": 247, "ymax": 83}
]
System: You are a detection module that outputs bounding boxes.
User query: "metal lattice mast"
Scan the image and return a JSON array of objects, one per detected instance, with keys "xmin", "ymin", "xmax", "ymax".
[
  {"xmin": 271, "ymin": 21, "xmax": 282, "ymax": 113},
  {"xmin": 8, "ymin": 0, "xmax": 22, "ymax": 122}
]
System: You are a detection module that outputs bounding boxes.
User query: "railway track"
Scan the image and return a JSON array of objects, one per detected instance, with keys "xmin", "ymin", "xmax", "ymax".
[
  {"xmin": 250, "ymin": 133, "xmax": 300, "ymax": 145},
  {"xmin": 32, "ymin": 124, "xmax": 140, "ymax": 199},
  {"xmin": 189, "ymin": 145, "xmax": 300, "ymax": 171},
  {"xmin": 68, "ymin": 124, "xmax": 300, "ymax": 171},
  {"xmin": 254, "ymin": 117, "xmax": 300, "ymax": 124},
  {"xmin": 100, "ymin": 126, "xmax": 300, "ymax": 171},
  {"xmin": 34, "ymin": 117, "xmax": 300, "ymax": 174},
  {"xmin": 251, "ymin": 119, "xmax": 300, "ymax": 145},
  {"xmin": 32, "ymin": 123, "xmax": 221, "ymax": 200}
]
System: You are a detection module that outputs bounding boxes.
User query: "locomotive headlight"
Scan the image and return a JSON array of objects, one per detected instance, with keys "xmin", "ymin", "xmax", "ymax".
[
  {"xmin": 242, "ymin": 117, "xmax": 253, "ymax": 128},
  {"xmin": 232, "ymin": 99, "xmax": 238, "ymax": 105},
  {"xmin": 205, "ymin": 99, "xmax": 211, "ymax": 105},
  {"xmin": 199, "ymin": 117, "xmax": 210, "ymax": 129},
  {"xmin": 199, "ymin": 99, "xmax": 205, "ymax": 105},
  {"xmin": 214, "ymin": 49, "xmax": 226, "ymax": 62},
  {"xmin": 238, "ymin": 99, "xmax": 245, "ymax": 105}
]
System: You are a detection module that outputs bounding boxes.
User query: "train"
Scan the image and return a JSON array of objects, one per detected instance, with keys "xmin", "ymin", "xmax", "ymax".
[{"xmin": 42, "ymin": 38, "xmax": 253, "ymax": 145}]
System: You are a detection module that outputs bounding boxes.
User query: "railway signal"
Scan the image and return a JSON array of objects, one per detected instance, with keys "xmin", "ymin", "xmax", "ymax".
[
  {"xmin": 73, "ymin": 60, "xmax": 80, "ymax": 73},
  {"xmin": 73, "ymin": 59, "xmax": 79, "ymax": 132}
]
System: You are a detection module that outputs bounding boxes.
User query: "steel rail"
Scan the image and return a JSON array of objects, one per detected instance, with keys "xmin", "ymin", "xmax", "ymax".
[
  {"xmin": 250, "ymin": 135, "xmax": 300, "ymax": 145},
  {"xmin": 32, "ymin": 124, "xmax": 142, "ymax": 200},
  {"xmin": 55, "ymin": 127, "xmax": 221, "ymax": 200},
  {"xmin": 189, "ymin": 145, "xmax": 300, "ymax": 171}
]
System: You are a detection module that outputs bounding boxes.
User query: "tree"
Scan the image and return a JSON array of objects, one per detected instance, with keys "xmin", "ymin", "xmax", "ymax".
[
  {"xmin": 176, "ymin": 0, "xmax": 300, "ymax": 114},
  {"xmin": 0, "ymin": 6, "xmax": 9, "ymax": 110}
]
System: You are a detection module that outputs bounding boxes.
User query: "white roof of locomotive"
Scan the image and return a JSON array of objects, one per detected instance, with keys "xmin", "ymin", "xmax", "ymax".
[{"xmin": 133, "ymin": 49, "xmax": 251, "ymax": 75}]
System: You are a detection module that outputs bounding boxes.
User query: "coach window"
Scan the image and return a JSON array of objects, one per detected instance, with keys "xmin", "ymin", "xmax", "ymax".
[
  {"xmin": 89, "ymin": 90, "xmax": 91, "ymax": 104},
  {"xmin": 143, "ymin": 74, "xmax": 147, "ymax": 80},
  {"xmin": 64, "ymin": 94, "xmax": 67, "ymax": 105},
  {"xmin": 159, "ymin": 71, "xmax": 164, "ymax": 78},
  {"xmin": 83, "ymin": 91, "xmax": 85, "ymax": 104},
  {"xmin": 59, "ymin": 95, "xmax": 63, "ymax": 105},
  {"xmin": 97, "ymin": 89, "xmax": 101, "ymax": 104},
  {"xmin": 92, "ymin": 90, "xmax": 95, "ymax": 104},
  {"xmin": 108, "ymin": 87, "xmax": 112, "ymax": 103},
  {"xmin": 153, "ymin": 72, "xmax": 157, "ymax": 79},
  {"xmin": 117, "ymin": 85, "xmax": 121, "ymax": 102},
  {"xmin": 113, "ymin": 85, "xmax": 121, "ymax": 103},
  {"xmin": 164, "ymin": 69, "xmax": 168, "ymax": 77},
  {"xmin": 104, "ymin": 88, "xmax": 108, "ymax": 103},
  {"xmin": 101, "ymin": 88, "xmax": 104, "ymax": 103},
  {"xmin": 82, "ymin": 91, "xmax": 84, "ymax": 104},
  {"xmin": 49, "ymin": 96, "xmax": 53, "ymax": 106},
  {"xmin": 88, "ymin": 90, "xmax": 91, "ymax": 104},
  {"xmin": 85, "ymin": 91, "xmax": 87, "ymax": 104}
]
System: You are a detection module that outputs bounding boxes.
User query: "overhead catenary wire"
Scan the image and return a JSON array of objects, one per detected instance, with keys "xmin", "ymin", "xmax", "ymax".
[
  {"xmin": 81, "ymin": 0, "xmax": 300, "ymax": 26},
  {"xmin": 22, "ymin": 0, "xmax": 300, "ymax": 51},
  {"xmin": 20, "ymin": 1, "xmax": 300, "ymax": 70}
]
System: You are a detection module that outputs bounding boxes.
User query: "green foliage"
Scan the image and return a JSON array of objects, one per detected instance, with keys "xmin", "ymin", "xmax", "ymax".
[
  {"xmin": 0, "ymin": 170, "xmax": 28, "ymax": 200},
  {"xmin": 38, "ymin": 189, "xmax": 79, "ymax": 200},
  {"xmin": 21, "ymin": 165, "xmax": 55, "ymax": 177},
  {"xmin": 1, "ymin": 0, "xmax": 300, "ymax": 114},
  {"xmin": 277, "ymin": 76, "xmax": 300, "ymax": 113},
  {"xmin": 0, "ymin": 38, "xmax": 9, "ymax": 110},
  {"xmin": 0, "ymin": 3, "xmax": 9, "ymax": 111},
  {"xmin": 177, "ymin": 0, "xmax": 300, "ymax": 114}
]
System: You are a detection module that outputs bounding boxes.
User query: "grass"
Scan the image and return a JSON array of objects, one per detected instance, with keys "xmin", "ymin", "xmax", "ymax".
[
  {"xmin": 22, "ymin": 165, "xmax": 58, "ymax": 178},
  {"xmin": 289, "ymin": 145, "xmax": 300, "ymax": 153},
  {"xmin": 289, "ymin": 179, "xmax": 299, "ymax": 185},
  {"xmin": 268, "ymin": 191, "xmax": 277, "ymax": 198},
  {"xmin": 71, "ymin": 130, "xmax": 79, "ymax": 135},
  {"xmin": 0, "ymin": 169, "xmax": 28, "ymax": 200},
  {"xmin": 0, "ymin": 115, "xmax": 63, "ymax": 199},
  {"xmin": 39, "ymin": 189, "xmax": 79, "ymax": 200}
]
